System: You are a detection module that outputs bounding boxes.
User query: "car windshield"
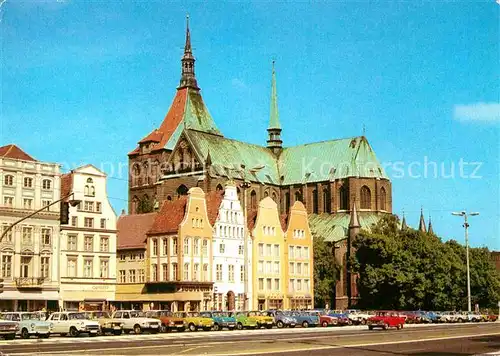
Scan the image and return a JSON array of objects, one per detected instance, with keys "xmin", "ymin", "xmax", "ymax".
[
  {"xmin": 173, "ymin": 312, "xmax": 186, "ymax": 318},
  {"xmin": 248, "ymin": 311, "xmax": 263, "ymax": 317},
  {"xmin": 130, "ymin": 311, "xmax": 146, "ymax": 318},
  {"xmin": 21, "ymin": 313, "xmax": 41, "ymax": 321},
  {"xmin": 93, "ymin": 312, "xmax": 110, "ymax": 319},
  {"xmin": 68, "ymin": 313, "xmax": 86, "ymax": 320},
  {"xmin": 213, "ymin": 312, "xmax": 230, "ymax": 317},
  {"xmin": 187, "ymin": 312, "xmax": 200, "ymax": 317}
]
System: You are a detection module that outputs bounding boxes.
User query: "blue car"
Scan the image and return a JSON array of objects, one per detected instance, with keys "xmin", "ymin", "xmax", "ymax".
[
  {"xmin": 265, "ymin": 310, "xmax": 297, "ymax": 328},
  {"xmin": 200, "ymin": 311, "xmax": 236, "ymax": 331},
  {"xmin": 327, "ymin": 310, "xmax": 351, "ymax": 325},
  {"xmin": 288, "ymin": 311, "xmax": 319, "ymax": 328}
]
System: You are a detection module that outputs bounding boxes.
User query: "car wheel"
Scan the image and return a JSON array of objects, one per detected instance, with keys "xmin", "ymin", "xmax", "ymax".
[
  {"xmin": 160, "ymin": 324, "xmax": 167, "ymax": 333},
  {"xmin": 276, "ymin": 321, "xmax": 284, "ymax": 328},
  {"xmin": 21, "ymin": 328, "xmax": 30, "ymax": 339},
  {"xmin": 213, "ymin": 323, "xmax": 220, "ymax": 331},
  {"xmin": 188, "ymin": 323, "xmax": 197, "ymax": 332},
  {"xmin": 396, "ymin": 324, "xmax": 402, "ymax": 330},
  {"xmin": 302, "ymin": 321, "xmax": 309, "ymax": 328},
  {"xmin": 321, "ymin": 321, "xmax": 328, "ymax": 327},
  {"xmin": 332, "ymin": 319, "xmax": 338, "ymax": 326},
  {"xmin": 361, "ymin": 319, "xmax": 367, "ymax": 325},
  {"xmin": 133, "ymin": 325, "xmax": 142, "ymax": 334},
  {"xmin": 383, "ymin": 323, "xmax": 389, "ymax": 330},
  {"xmin": 236, "ymin": 323, "xmax": 243, "ymax": 330},
  {"xmin": 69, "ymin": 327, "xmax": 79, "ymax": 337}
]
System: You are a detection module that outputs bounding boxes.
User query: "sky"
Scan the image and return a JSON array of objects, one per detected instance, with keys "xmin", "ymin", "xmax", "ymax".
[{"xmin": 1, "ymin": 1, "xmax": 499, "ymax": 250}]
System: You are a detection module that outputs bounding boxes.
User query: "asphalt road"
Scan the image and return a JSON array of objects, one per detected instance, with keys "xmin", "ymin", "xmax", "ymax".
[{"xmin": 0, "ymin": 323, "xmax": 499, "ymax": 356}]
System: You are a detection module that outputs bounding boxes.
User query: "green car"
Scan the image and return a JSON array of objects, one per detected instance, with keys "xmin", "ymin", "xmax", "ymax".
[
  {"xmin": 229, "ymin": 311, "xmax": 260, "ymax": 330},
  {"xmin": 173, "ymin": 311, "xmax": 214, "ymax": 332}
]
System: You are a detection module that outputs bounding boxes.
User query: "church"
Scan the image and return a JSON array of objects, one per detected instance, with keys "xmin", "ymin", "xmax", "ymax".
[{"xmin": 127, "ymin": 17, "xmax": 392, "ymax": 309}]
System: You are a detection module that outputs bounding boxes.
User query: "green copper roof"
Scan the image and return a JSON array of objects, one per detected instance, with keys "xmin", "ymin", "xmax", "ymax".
[
  {"xmin": 268, "ymin": 62, "xmax": 281, "ymax": 130},
  {"xmin": 278, "ymin": 136, "xmax": 389, "ymax": 185},
  {"xmin": 308, "ymin": 212, "xmax": 382, "ymax": 242}
]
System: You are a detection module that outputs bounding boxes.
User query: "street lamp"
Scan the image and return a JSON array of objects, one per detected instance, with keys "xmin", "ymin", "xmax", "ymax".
[{"xmin": 452, "ymin": 211, "xmax": 479, "ymax": 312}]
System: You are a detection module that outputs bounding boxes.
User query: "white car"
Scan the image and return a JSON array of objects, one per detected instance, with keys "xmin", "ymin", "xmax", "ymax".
[
  {"xmin": 111, "ymin": 310, "xmax": 160, "ymax": 334},
  {"xmin": 47, "ymin": 312, "xmax": 100, "ymax": 337},
  {"xmin": 345, "ymin": 309, "xmax": 371, "ymax": 325},
  {"xmin": 2, "ymin": 312, "xmax": 52, "ymax": 338}
]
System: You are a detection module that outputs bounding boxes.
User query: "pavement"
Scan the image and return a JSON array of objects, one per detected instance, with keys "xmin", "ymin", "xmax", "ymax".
[{"xmin": 0, "ymin": 322, "xmax": 499, "ymax": 355}]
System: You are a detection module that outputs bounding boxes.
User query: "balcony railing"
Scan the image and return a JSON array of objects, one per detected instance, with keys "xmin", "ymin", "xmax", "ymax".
[{"xmin": 15, "ymin": 277, "xmax": 45, "ymax": 288}]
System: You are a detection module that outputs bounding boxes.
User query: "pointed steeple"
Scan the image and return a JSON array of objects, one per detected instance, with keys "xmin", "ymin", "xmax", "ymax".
[
  {"xmin": 179, "ymin": 14, "xmax": 199, "ymax": 90},
  {"xmin": 418, "ymin": 208, "xmax": 427, "ymax": 233},
  {"xmin": 401, "ymin": 210, "xmax": 408, "ymax": 231},
  {"xmin": 267, "ymin": 60, "xmax": 283, "ymax": 154},
  {"xmin": 428, "ymin": 215, "xmax": 434, "ymax": 234},
  {"xmin": 349, "ymin": 202, "xmax": 360, "ymax": 228}
]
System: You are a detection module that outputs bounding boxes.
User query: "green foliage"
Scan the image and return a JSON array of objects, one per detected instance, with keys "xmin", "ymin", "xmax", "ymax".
[
  {"xmin": 353, "ymin": 215, "xmax": 500, "ymax": 311},
  {"xmin": 313, "ymin": 233, "xmax": 341, "ymax": 308},
  {"xmin": 136, "ymin": 196, "xmax": 154, "ymax": 214}
]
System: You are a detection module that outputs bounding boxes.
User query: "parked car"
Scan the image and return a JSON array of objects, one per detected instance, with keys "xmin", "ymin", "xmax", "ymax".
[
  {"xmin": 111, "ymin": 310, "xmax": 160, "ymax": 334},
  {"xmin": 327, "ymin": 310, "xmax": 351, "ymax": 325},
  {"xmin": 289, "ymin": 311, "xmax": 319, "ymax": 328},
  {"xmin": 2, "ymin": 312, "xmax": 51, "ymax": 339},
  {"xmin": 247, "ymin": 311, "xmax": 274, "ymax": 329},
  {"xmin": 462, "ymin": 311, "xmax": 482, "ymax": 323},
  {"xmin": 345, "ymin": 309, "xmax": 371, "ymax": 325},
  {"xmin": 200, "ymin": 311, "xmax": 236, "ymax": 331},
  {"xmin": 173, "ymin": 311, "xmax": 214, "ymax": 332},
  {"xmin": 0, "ymin": 318, "xmax": 18, "ymax": 340},
  {"xmin": 229, "ymin": 311, "xmax": 259, "ymax": 330},
  {"xmin": 367, "ymin": 311, "xmax": 405, "ymax": 330},
  {"xmin": 487, "ymin": 314, "xmax": 498, "ymax": 322},
  {"xmin": 308, "ymin": 310, "xmax": 339, "ymax": 327},
  {"xmin": 83, "ymin": 311, "xmax": 123, "ymax": 335},
  {"xmin": 47, "ymin": 312, "xmax": 100, "ymax": 337},
  {"xmin": 264, "ymin": 310, "xmax": 297, "ymax": 328},
  {"xmin": 145, "ymin": 310, "xmax": 185, "ymax": 333},
  {"xmin": 435, "ymin": 311, "xmax": 461, "ymax": 323}
]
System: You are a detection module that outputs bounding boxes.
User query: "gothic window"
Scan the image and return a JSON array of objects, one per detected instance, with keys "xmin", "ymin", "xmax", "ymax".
[
  {"xmin": 294, "ymin": 191, "xmax": 302, "ymax": 203},
  {"xmin": 177, "ymin": 185, "xmax": 188, "ymax": 198},
  {"xmin": 144, "ymin": 161, "xmax": 149, "ymax": 185},
  {"xmin": 339, "ymin": 186, "xmax": 348, "ymax": 210},
  {"xmin": 323, "ymin": 188, "xmax": 331, "ymax": 213},
  {"xmin": 360, "ymin": 186, "xmax": 371, "ymax": 210},
  {"xmin": 133, "ymin": 164, "xmax": 141, "ymax": 186},
  {"xmin": 380, "ymin": 187, "xmax": 387, "ymax": 211},
  {"xmin": 312, "ymin": 189, "xmax": 319, "ymax": 214},
  {"xmin": 271, "ymin": 192, "xmax": 277, "ymax": 202},
  {"xmin": 250, "ymin": 190, "xmax": 257, "ymax": 211},
  {"xmin": 264, "ymin": 191, "xmax": 269, "ymax": 198},
  {"xmin": 184, "ymin": 148, "xmax": 192, "ymax": 168},
  {"xmin": 216, "ymin": 184, "xmax": 223, "ymax": 192},
  {"xmin": 285, "ymin": 192, "xmax": 290, "ymax": 213},
  {"xmin": 132, "ymin": 196, "xmax": 139, "ymax": 214}
]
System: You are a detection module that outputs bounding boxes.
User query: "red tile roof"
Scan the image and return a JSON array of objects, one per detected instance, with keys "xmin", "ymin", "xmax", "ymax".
[
  {"xmin": 148, "ymin": 197, "xmax": 188, "ymax": 235},
  {"xmin": 117, "ymin": 213, "xmax": 157, "ymax": 250},
  {"xmin": 0, "ymin": 144, "xmax": 36, "ymax": 161},
  {"xmin": 60, "ymin": 173, "xmax": 73, "ymax": 199},
  {"xmin": 138, "ymin": 129, "xmax": 163, "ymax": 144}
]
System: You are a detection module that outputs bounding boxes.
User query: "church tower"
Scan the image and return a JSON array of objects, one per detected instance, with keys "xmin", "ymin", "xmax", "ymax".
[
  {"xmin": 179, "ymin": 15, "xmax": 199, "ymax": 90},
  {"xmin": 267, "ymin": 61, "xmax": 283, "ymax": 155}
]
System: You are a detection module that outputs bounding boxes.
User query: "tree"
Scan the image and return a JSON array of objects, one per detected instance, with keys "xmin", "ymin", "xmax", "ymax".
[
  {"xmin": 313, "ymin": 233, "xmax": 341, "ymax": 308},
  {"xmin": 136, "ymin": 196, "xmax": 153, "ymax": 214}
]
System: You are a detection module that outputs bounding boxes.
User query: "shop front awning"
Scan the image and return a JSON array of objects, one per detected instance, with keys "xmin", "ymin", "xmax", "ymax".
[{"xmin": 0, "ymin": 290, "xmax": 59, "ymax": 301}]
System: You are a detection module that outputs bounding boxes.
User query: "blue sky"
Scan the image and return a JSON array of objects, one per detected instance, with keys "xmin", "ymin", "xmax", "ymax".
[{"xmin": 1, "ymin": 1, "xmax": 499, "ymax": 249}]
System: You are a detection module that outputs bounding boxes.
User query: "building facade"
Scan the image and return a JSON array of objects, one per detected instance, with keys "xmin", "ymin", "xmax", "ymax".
[
  {"xmin": 212, "ymin": 183, "xmax": 252, "ymax": 311},
  {"xmin": 59, "ymin": 165, "xmax": 117, "ymax": 311},
  {"xmin": 0, "ymin": 144, "xmax": 61, "ymax": 311}
]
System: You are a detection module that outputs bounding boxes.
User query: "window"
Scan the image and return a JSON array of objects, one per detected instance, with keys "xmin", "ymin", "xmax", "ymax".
[
  {"xmin": 285, "ymin": 192, "xmax": 290, "ymax": 213},
  {"xmin": 193, "ymin": 238, "xmax": 199, "ymax": 256},
  {"xmin": 297, "ymin": 263, "xmax": 302, "ymax": 275},
  {"xmin": 119, "ymin": 270, "xmax": 126, "ymax": 283},
  {"xmin": 96, "ymin": 202, "xmax": 102, "ymax": 213},
  {"xmin": 119, "ymin": 254, "xmax": 126, "ymax": 261},
  {"xmin": 20, "ymin": 256, "xmax": 32, "ymax": 278},
  {"xmin": 297, "ymin": 279, "xmax": 302, "ymax": 291},
  {"xmin": 296, "ymin": 246, "xmax": 302, "ymax": 259},
  {"xmin": 84, "ymin": 259, "xmax": 93, "ymax": 278},
  {"xmin": 184, "ymin": 263, "xmax": 190, "ymax": 280},
  {"xmin": 100, "ymin": 218, "xmax": 106, "ymax": 229},
  {"xmin": 266, "ymin": 278, "xmax": 272, "ymax": 290},
  {"xmin": 289, "ymin": 279, "xmax": 295, "ymax": 292},
  {"xmin": 266, "ymin": 244, "xmax": 272, "ymax": 256},
  {"xmin": 203, "ymin": 264, "xmax": 208, "ymax": 281},
  {"xmin": 304, "ymin": 279, "xmax": 310, "ymax": 291},
  {"xmin": 23, "ymin": 198, "xmax": 33, "ymax": 209},
  {"xmin": 67, "ymin": 258, "xmax": 77, "ymax": 277},
  {"xmin": 266, "ymin": 261, "xmax": 271, "ymax": 273},
  {"xmin": 258, "ymin": 278, "xmax": 264, "ymax": 290},
  {"xmin": 68, "ymin": 235, "xmax": 77, "ymax": 250},
  {"xmin": 84, "ymin": 218, "xmax": 94, "ymax": 228},
  {"xmin": 274, "ymin": 278, "xmax": 279, "ymax": 290},
  {"xmin": 274, "ymin": 261, "xmax": 280, "ymax": 274},
  {"xmin": 100, "ymin": 236, "xmax": 109, "ymax": 252},
  {"xmin": 250, "ymin": 190, "xmax": 257, "ymax": 210},
  {"xmin": 172, "ymin": 263, "xmax": 178, "ymax": 280},
  {"xmin": 238, "ymin": 245, "xmax": 244, "ymax": 255},
  {"xmin": 23, "ymin": 177, "xmax": 33, "ymax": 188},
  {"xmin": 193, "ymin": 263, "xmax": 199, "ymax": 281},
  {"xmin": 323, "ymin": 188, "xmax": 332, "ymax": 213},
  {"xmin": 22, "ymin": 226, "xmax": 33, "ymax": 245},
  {"xmin": 42, "ymin": 200, "xmax": 52, "ymax": 209},
  {"xmin": 380, "ymin": 187, "xmax": 387, "ymax": 211},
  {"xmin": 258, "ymin": 243, "xmax": 264, "ymax": 257},
  {"xmin": 2, "ymin": 255, "xmax": 12, "ymax": 278},
  {"xmin": 274, "ymin": 244, "xmax": 279, "ymax": 257},
  {"xmin": 360, "ymin": 186, "xmax": 371, "ymax": 209},
  {"xmin": 152, "ymin": 264, "xmax": 157, "ymax": 281},
  {"xmin": 294, "ymin": 191, "xmax": 302, "ymax": 203},
  {"xmin": 100, "ymin": 259, "xmax": 109, "ymax": 278},
  {"xmin": 84, "ymin": 236, "xmax": 93, "ymax": 252},
  {"xmin": 84, "ymin": 201, "xmax": 94, "ymax": 212},
  {"xmin": 289, "ymin": 262, "xmax": 294, "ymax": 275},
  {"xmin": 172, "ymin": 238, "xmax": 178, "ymax": 255},
  {"xmin": 71, "ymin": 216, "xmax": 77, "ymax": 227},
  {"xmin": 228, "ymin": 265, "xmax": 234, "ymax": 282},
  {"xmin": 219, "ymin": 243, "xmax": 225, "ymax": 254},
  {"xmin": 1, "ymin": 225, "xmax": 12, "ymax": 242},
  {"xmin": 41, "ymin": 228, "xmax": 51, "ymax": 245},
  {"xmin": 183, "ymin": 238, "xmax": 189, "ymax": 256},
  {"xmin": 163, "ymin": 238, "xmax": 168, "ymax": 256},
  {"xmin": 216, "ymin": 264, "xmax": 222, "ymax": 281},
  {"xmin": 42, "ymin": 179, "xmax": 51, "ymax": 190},
  {"xmin": 240, "ymin": 265, "xmax": 244, "ymax": 282},
  {"xmin": 258, "ymin": 261, "xmax": 264, "ymax": 273},
  {"xmin": 312, "ymin": 189, "xmax": 319, "ymax": 214},
  {"xmin": 3, "ymin": 196, "xmax": 13, "ymax": 207},
  {"xmin": 138, "ymin": 252, "xmax": 144, "ymax": 260},
  {"xmin": 162, "ymin": 264, "xmax": 168, "ymax": 281},
  {"xmin": 304, "ymin": 247, "xmax": 309, "ymax": 259},
  {"xmin": 339, "ymin": 186, "xmax": 348, "ymax": 210},
  {"xmin": 128, "ymin": 269, "xmax": 136, "ymax": 283},
  {"xmin": 138, "ymin": 269, "xmax": 145, "ymax": 282},
  {"xmin": 202, "ymin": 239, "xmax": 208, "ymax": 257},
  {"xmin": 152, "ymin": 239, "xmax": 158, "ymax": 256},
  {"xmin": 304, "ymin": 263, "xmax": 309, "ymax": 275},
  {"xmin": 4, "ymin": 174, "xmax": 14, "ymax": 186}
]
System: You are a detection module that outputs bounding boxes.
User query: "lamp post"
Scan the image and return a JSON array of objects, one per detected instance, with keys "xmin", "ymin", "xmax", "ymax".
[{"xmin": 452, "ymin": 211, "xmax": 479, "ymax": 312}]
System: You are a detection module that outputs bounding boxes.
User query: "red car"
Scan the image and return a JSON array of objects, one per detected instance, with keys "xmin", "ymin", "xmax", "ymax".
[
  {"xmin": 308, "ymin": 311, "xmax": 339, "ymax": 327},
  {"xmin": 367, "ymin": 311, "xmax": 405, "ymax": 330}
]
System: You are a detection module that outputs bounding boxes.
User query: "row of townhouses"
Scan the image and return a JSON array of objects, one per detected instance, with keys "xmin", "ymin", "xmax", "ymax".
[{"xmin": 0, "ymin": 144, "xmax": 314, "ymax": 312}]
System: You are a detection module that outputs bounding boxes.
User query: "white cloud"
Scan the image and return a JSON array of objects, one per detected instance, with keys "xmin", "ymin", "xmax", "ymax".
[
  {"xmin": 231, "ymin": 78, "xmax": 248, "ymax": 90},
  {"xmin": 454, "ymin": 102, "xmax": 500, "ymax": 122}
]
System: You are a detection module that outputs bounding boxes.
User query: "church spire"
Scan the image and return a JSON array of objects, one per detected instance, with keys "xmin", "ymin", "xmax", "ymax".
[
  {"xmin": 428, "ymin": 215, "xmax": 434, "ymax": 234},
  {"xmin": 401, "ymin": 210, "xmax": 408, "ymax": 231},
  {"xmin": 418, "ymin": 208, "xmax": 427, "ymax": 233},
  {"xmin": 267, "ymin": 60, "xmax": 283, "ymax": 154},
  {"xmin": 349, "ymin": 202, "xmax": 360, "ymax": 228},
  {"xmin": 179, "ymin": 14, "xmax": 199, "ymax": 90}
]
